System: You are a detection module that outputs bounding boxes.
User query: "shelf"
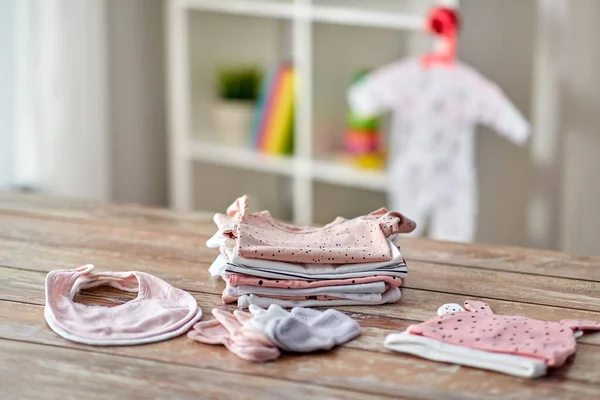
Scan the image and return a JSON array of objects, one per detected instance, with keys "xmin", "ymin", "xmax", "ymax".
[
  {"xmin": 311, "ymin": 5, "xmax": 423, "ymax": 30},
  {"xmin": 183, "ymin": 0, "xmax": 295, "ymax": 19},
  {"xmin": 311, "ymin": 159, "xmax": 387, "ymax": 191},
  {"xmin": 182, "ymin": 0, "xmax": 424, "ymax": 31},
  {"xmin": 189, "ymin": 139, "xmax": 386, "ymax": 191},
  {"xmin": 189, "ymin": 140, "xmax": 297, "ymax": 176}
]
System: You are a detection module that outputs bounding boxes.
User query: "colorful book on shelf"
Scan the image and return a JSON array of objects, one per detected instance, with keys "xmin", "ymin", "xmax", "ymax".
[
  {"xmin": 254, "ymin": 62, "xmax": 295, "ymax": 154},
  {"xmin": 250, "ymin": 65, "xmax": 276, "ymax": 148},
  {"xmin": 264, "ymin": 67, "xmax": 295, "ymax": 155},
  {"xmin": 255, "ymin": 63, "xmax": 286, "ymax": 150}
]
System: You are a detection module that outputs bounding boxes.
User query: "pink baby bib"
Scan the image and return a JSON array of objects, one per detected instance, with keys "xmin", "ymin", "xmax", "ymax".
[{"xmin": 44, "ymin": 265, "xmax": 202, "ymax": 346}]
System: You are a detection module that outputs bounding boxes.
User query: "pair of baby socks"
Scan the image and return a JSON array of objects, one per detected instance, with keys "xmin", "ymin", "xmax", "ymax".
[
  {"xmin": 247, "ymin": 304, "xmax": 362, "ymax": 353},
  {"xmin": 188, "ymin": 305, "xmax": 361, "ymax": 362}
]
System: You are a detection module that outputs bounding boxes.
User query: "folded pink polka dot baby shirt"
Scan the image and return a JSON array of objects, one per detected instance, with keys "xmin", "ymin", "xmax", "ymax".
[{"xmin": 219, "ymin": 195, "xmax": 416, "ymax": 264}]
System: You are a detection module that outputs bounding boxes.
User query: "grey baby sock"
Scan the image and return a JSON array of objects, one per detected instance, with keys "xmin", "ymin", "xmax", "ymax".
[
  {"xmin": 289, "ymin": 307, "xmax": 322, "ymax": 324},
  {"xmin": 266, "ymin": 309, "xmax": 361, "ymax": 352}
]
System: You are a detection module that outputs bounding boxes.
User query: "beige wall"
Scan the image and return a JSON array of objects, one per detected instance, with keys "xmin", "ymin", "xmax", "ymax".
[
  {"xmin": 560, "ymin": 1, "xmax": 600, "ymax": 256},
  {"xmin": 107, "ymin": 0, "xmax": 168, "ymax": 206},
  {"xmin": 459, "ymin": 0, "xmax": 536, "ymax": 247},
  {"xmin": 461, "ymin": 0, "xmax": 600, "ymax": 256}
]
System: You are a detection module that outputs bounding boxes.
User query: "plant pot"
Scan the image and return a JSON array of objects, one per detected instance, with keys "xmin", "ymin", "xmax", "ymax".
[{"xmin": 212, "ymin": 100, "xmax": 254, "ymax": 147}]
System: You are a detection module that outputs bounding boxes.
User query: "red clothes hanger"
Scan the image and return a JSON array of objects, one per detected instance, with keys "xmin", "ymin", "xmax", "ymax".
[{"xmin": 421, "ymin": 6, "xmax": 460, "ymax": 68}]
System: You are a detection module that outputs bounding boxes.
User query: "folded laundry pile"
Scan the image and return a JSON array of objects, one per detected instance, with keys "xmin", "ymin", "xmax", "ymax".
[
  {"xmin": 206, "ymin": 195, "xmax": 416, "ymax": 309},
  {"xmin": 187, "ymin": 304, "xmax": 361, "ymax": 362},
  {"xmin": 384, "ymin": 300, "xmax": 600, "ymax": 378}
]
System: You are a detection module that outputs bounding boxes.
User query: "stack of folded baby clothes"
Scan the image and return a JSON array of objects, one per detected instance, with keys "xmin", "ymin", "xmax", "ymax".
[{"xmin": 207, "ymin": 195, "xmax": 416, "ymax": 309}]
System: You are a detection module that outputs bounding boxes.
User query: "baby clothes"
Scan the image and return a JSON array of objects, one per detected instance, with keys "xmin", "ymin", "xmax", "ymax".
[
  {"xmin": 217, "ymin": 244, "xmax": 408, "ymax": 275},
  {"xmin": 208, "ymin": 232, "xmax": 407, "ymax": 274},
  {"xmin": 218, "ymin": 195, "xmax": 416, "ymax": 264},
  {"xmin": 217, "ymin": 257, "xmax": 408, "ymax": 281},
  {"xmin": 44, "ymin": 265, "xmax": 203, "ymax": 346},
  {"xmin": 237, "ymin": 287, "xmax": 401, "ymax": 309},
  {"xmin": 407, "ymin": 300, "xmax": 600, "ymax": 366},
  {"xmin": 266, "ymin": 309, "xmax": 361, "ymax": 352},
  {"xmin": 244, "ymin": 304, "xmax": 296, "ymax": 333},
  {"xmin": 384, "ymin": 300, "xmax": 600, "ymax": 378},
  {"xmin": 222, "ymin": 282, "xmax": 388, "ymax": 303},
  {"xmin": 348, "ymin": 58, "xmax": 529, "ymax": 243},
  {"xmin": 188, "ymin": 305, "xmax": 361, "ymax": 361},
  {"xmin": 208, "ymin": 196, "xmax": 413, "ymax": 308},
  {"xmin": 246, "ymin": 305, "xmax": 362, "ymax": 353},
  {"xmin": 385, "ymin": 331, "xmax": 547, "ymax": 379},
  {"xmin": 187, "ymin": 308, "xmax": 280, "ymax": 362},
  {"xmin": 224, "ymin": 272, "xmax": 402, "ymax": 290}
]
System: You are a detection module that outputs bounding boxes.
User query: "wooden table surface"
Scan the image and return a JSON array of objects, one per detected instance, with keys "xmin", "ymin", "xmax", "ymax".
[{"xmin": 1, "ymin": 193, "xmax": 600, "ymax": 399}]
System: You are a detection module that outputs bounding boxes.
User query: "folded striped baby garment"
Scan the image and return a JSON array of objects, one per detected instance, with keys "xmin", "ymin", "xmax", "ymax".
[
  {"xmin": 384, "ymin": 300, "xmax": 600, "ymax": 378},
  {"xmin": 207, "ymin": 195, "xmax": 415, "ymax": 308}
]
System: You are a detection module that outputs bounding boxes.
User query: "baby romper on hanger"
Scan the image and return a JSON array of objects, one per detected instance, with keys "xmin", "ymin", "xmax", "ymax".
[{"xmin": 348, "ymin": 59, "xmax": 530, "ymax": 242}]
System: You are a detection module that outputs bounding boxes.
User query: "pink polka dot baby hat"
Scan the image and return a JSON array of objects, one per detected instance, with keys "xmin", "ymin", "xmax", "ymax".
[{"xmin": 407, "ymin": 300, "xmax": 600, "ymax": 366}]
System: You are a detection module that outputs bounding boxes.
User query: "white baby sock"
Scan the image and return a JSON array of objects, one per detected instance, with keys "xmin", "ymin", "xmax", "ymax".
[
  {"xmin": 244, "ymin": 304, "xmax": 290, "ymax": 334},
  {"xmin": 266, "ymin": 309, "xmax": 361, "ymax": 352}
]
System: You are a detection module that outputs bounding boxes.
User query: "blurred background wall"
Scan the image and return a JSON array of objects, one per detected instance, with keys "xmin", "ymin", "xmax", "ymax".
[
  {"xmin": 3, "ymin": 0, "xmax": 600, "ymax": 256},
  {"xmin": 459, "ymin": 0, "xmax": 536, "ymax": 248},
  {"xmin": 107, "ymin": 0, "xmax": 168, "ymax": 206},
  {"xmin": 560, "ymin": 0, "xmax": 600, "ymax": 256},
  {"xmin": 105, "ymin": 0, "xmax": 541, "ymax": 247}
]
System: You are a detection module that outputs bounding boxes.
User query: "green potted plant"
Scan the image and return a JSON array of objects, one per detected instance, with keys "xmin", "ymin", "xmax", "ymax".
[{"xmin": 213, "ymin": 65, "xmax": 262, "ymax": 146}]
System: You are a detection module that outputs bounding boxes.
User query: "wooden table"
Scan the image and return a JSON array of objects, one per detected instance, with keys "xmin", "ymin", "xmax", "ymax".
[{"xmin": 1, "ymin": 193, "xmax": 599, "ymax": 399}]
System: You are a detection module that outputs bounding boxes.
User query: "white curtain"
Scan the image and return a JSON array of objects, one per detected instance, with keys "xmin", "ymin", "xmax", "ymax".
[
  {"xmin": 0, "ymin": 0, "xmax": 19, "ymax": 188},
  {"xmin": 0, "ymin": 0, "xmax": 110, "ymax": 201}
]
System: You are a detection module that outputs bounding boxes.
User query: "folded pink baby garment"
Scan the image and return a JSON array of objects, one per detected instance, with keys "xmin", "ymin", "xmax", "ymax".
[
  {"xmin": 214, "ymin": 195, "xmax": 346, "ymax": 235},
  {"xmin": 224, "ymin": 273, "xmax": 402, "ymax": 289},
  {"xmin": 218, "ymin": 195, "xmax": 416, "ymax": 264},
  {"xmin": 44, "ymin": 265, "xmax": 202, "ymax": 346},
  {"xmin": 406, "ymin": 300, "xmax": 600, "ymax": 367}
]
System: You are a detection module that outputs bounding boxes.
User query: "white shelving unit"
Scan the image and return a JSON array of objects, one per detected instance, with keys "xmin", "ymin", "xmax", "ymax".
[{"xmin": 166, "ymin": 0, "xmax": 455, "ymax": 224}]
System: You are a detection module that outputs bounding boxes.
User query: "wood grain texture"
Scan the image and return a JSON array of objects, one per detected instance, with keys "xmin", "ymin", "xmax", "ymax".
[
  {"xmin": 2, "ymin": 191, "xmax": 600, "ymax": 277},
  {"xmin": 2, "ymin": 225, "xmax": 599, "ymax": 313},
  {"xmin": 4, "ymin": 263, "xmax": 600, "ymax": 346},
  {"xmin": 402, "ymin": 238, "xmax": 600, "ymax": 281},
  {"xmin": 1, "ymin": 192, "xmax": 600, "ymax": 399},
  {"xmin": 2, "ymin": 302, "xmax": 600, "ymax": 399},
  {"xmin": 0, "ymin": 339, "xmax": 381, "ymax": 400},
  {"xmin": 0, "ymin": 214, "xmax": 214, "ymax": 262},
  {"xmin": 0, "ymin": 192, "xmax": 214, "ymax": 234}
]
